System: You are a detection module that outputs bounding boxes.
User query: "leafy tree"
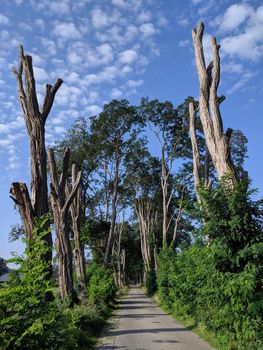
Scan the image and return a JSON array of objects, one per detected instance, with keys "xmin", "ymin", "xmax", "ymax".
[{"xmin": 0, "ymin": 258, "xmax": 8, "ymax": 276}]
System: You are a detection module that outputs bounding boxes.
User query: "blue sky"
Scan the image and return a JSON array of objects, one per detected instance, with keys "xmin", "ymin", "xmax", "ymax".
[{"xmin": 0, "ymin": 0, "xmax": 262, "ymax": 259}]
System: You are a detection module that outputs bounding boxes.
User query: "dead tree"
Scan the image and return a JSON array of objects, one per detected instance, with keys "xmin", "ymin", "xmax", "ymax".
[
  {"xmin": 189, "ymin": 101, "xmax": 213, "ymax": 202},
  {"xmin": 192, "ymin": 22, "xmax": 239, "ymax": 187},
  {"xmin": 48, "ymin": 148, "xmax": 81, "ymax": 302},
  {"xmin": 10, "ymin": 45, "xmax": 63, "ymax": 276},
  {"xmin": 66, "ymin": 165, "xmax": 87, "ymax": 291}
]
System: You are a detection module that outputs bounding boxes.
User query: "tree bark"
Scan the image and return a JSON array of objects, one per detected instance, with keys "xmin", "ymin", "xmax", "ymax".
[
  {"xmin": 48, "ymin": 148, "xmax": 81, "ymax": 303},
  {"xmin": 135, "ymin": 197, "xmax": 157, "ymax": 277},
  {"xmin": 192, "ymin": 22, "xmax": 239, "ymax": 187},
  {"xmin": 67, "ymin": 165, "xmax": 87, "ymax": 291},
  {"xmin": 10, "ymin": 183, "xmax": 34, "ymax": 240},
  {"xmin": 104, "ymin": 149, "xmax": 120, "ymax": 267},
  {"xmin": 189, "ymin": 101, "xmax": 202, "ymax": 203},
  {"xmin": 11, "ymin": 45, "xmax": 62, "ymax": 278}
]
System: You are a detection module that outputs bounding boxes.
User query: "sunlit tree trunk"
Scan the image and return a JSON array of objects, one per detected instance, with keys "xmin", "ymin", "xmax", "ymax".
[
  {"xmin": 192, "ymin": 22, "xmax": 239, "ymax": 187},
  {"xmin": 48, "ymin": 148, "xmax": 81, "ymax": 303},
  {"xmin": 10, "ymin": 46, "xmax": 62, "ymax": 278}
]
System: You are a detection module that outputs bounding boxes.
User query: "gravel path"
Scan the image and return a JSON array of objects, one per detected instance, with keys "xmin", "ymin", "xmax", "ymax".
[{"xmin": 96, "ymin": 286, "xmax": 215, "ymax": 350}]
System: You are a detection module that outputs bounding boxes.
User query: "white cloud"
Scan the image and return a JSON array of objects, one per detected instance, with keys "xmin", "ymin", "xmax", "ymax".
[
  {"xmin": 18, "ymin": 22, "xmax": 32, "ymax": 31},
  {"xmin": 85, "ymin": 105, "xmax": 102, "ymax": 115},
  {"xmin": 49, "ymin": 1, "xmax": 70, "ymax": 14},
  {"xmin": 0, "ymin": 14, "xmax": 9, "ymax": 25},
  {"xmin": 179, "ymin": 39, "xmax": 190, "ymax": 48},
  {"xmin": 137, "ymin": 11, "xmax": 151, "ymax": 23},
  {"xmin": 41, "ymin": 38, "xmax": 57, "ymax": 55},
  {"xmin": 67, "ymin": 51, "xmax": 82, "ymax": 64},
  {"xmin": 54, "ymin": 126, "xmax": 66, "ymax": 134},
  {"xmin": 112, "ymin": 0, "xmax": 128, "ymax": 8},
  {"xmin": 111, "ymin": 88, "xmax": 122, "ymax": 98},
  {"xmin": 222, "ymin": 61, "xmax": 243, "ymax": 74},
  {"xmin": 118, "ymin": 49, "xmax": 138, "ymax": 64},
  {"xmin": 53, "ymin": 22, "xmax": 81, "ymax": 40},
  {"xmin": 34, "ymin": 67, "xmax": 49, "ymax": 82},
  {"xmin": 216, "ymin": 3, "xmax": 253, "ymax": 33},
  {"xmin": 126, "ymin": 79, "xmax": 143, "ymax": 87},
  {"xmin": 35, "ymin": 18, "xmax": 45, "ymax": 30},
  {"xmin": 139, "ymin": 22, "xmax": 156, "ymax": 37},
  {"xmin": 227, "ymin": 71, "xmax": 255, "ymax": 94},
  {"xmin": 91, "ymin": 8, "xmax": 109, "ymax": 29},
  {"xmin": 219, "ymin": 4, "xmax": 263, "ymax": 62},
  {"xmin": 0, "ymin": 116, "xmax": 24, "ymax": 134},
  {"xmin": 31, "ymin": 53, "xmax": 45, "ymax": 67},
  {"xmin": 177, "ymin": 16, "xmax": 189, "ymax": 28}
]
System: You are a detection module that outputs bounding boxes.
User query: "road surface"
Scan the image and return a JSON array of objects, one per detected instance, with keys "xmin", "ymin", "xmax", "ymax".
[{"xmin": 96, "ymin": 286, "xmax": 215, "ymax": 350}]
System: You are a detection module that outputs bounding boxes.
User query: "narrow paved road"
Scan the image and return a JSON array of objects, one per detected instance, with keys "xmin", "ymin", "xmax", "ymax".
[{"xmin": 96, "ymin": 287, "xmax": 215, "ymax": 350}]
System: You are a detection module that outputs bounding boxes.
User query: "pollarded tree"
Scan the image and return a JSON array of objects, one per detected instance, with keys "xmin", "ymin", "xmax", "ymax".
[
  {"xmin": 48, "ymin": 148, "xmax": 81, "ymax": 302},
  {"xmin": 10, "ymin": 46, "xmax": 62, "ymax": 277},
  {"xmin": 192, "ymin": 22, "xmax": 239, "ymax": 187}
]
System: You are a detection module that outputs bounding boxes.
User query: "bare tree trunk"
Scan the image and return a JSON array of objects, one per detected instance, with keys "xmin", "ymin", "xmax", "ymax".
[
  {"xmin": 104, "ymin": 149, "xmax": 120, "ymax": 267},
  {"xmin": 135, "ymin": 198, "xmax": 157, "ymax": 276},
  {"xmin": 161, "ymin": 146, "xmax": 169, "ymax": 248},
  {"xmin": 192, "ymin": 22, "xmax": 239, "ymax": 187},
  {"xmin": 189, "ymin": 101, "xmax": 202, "ymax": 203},
  {"xmin": 10, "ymin": 183, "xmax": 34, "ymax": 240},
  {"xmin": 169, "ymin": 187, "xmax": 185, "ymax": 249},
  {"xmin": 48, "ymin": 148, "xmax": 81, "ymax": 303},
  {"xmin": 67, "ymin": 165, "xmax": 87, "ymax": 291},
  {"xmin": 10, "ymin": 46, "xmax": 62, "ymax": 278},
  {"xmin": 121, "ymin": 249, "xmax": 126, "ymax": 286}
]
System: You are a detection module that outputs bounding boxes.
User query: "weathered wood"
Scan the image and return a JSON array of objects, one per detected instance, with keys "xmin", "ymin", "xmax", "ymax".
[
  {"xmin": 189, "ymin": 101, "xmax": 201, "ymax": 203},
  {"xmin": 67, "ymin": 164, "xmax": 87, "ymax": 291},
  {"xmin": 10, "ymin": 183, "xmax": 34, "ymax": 240},
  {"xmin": 104, "ymin": 149, "xmax": 120, "ymax": 266},
  {"xmin": 135, "ymin": 198, "xmax": 157, "ymax": 277},
  {"xmin": 48, "ymin": 148, "xmax": 81, "ymax": 302},
  {"xmin": 192, "ymin": 22, "xmax": 239, "ymax": 187},
  {"xmin": 11, "ymin": 45, "xmax": 63, "ymax": 277}
]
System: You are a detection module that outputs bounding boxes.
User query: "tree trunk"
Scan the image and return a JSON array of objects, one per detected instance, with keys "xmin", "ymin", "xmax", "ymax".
[
  {"xmin": 189, "ymin": 101, "xmax": 202, "ymax": 203},
  {"xmin": 104, "ymin": 149, "xmax": 120, "ymax": 267},
  {"xmin": 68, "ymin": 165, "xmax": 87, "ymax": 291},
  {"xmin": 10, "ymin": 183, "xmax": 34, "ymax": 240},
  {"xmin": 11, "ymin": 45, "xmax": 62, "ymax": 278},
  {"xmin": 192, "ymin": 22, "xmax": 239, "ymax": 187},
  {"xmin": 48, "ymin": 148, "xmax": 81, "ymax": 303},
  {"xmin": 135, "ymin": 198, "xmax": 157, "ymax": 276},
  {"xmin": 161, "ymin": 146, "xmax": 168, "ymax": 248}
]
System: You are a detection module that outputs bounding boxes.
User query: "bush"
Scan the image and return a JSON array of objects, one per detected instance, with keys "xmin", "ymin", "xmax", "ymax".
[
  {"xmin": 146, "ymin": 267, "xmax": 157, "ymax": 296},
  {"xmin": 86, "ymin": 262, "xmax": 116, "ymax": 309},
  {"xmin": 157, "ymin": 182, "xmax": 263, "ymax": 349},
  {"xmin": 0, "ymin": 217, "xmax": 83, "ymax": 350}
]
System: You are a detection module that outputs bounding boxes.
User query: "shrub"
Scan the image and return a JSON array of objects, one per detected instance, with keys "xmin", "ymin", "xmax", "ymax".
[
  {"xmin": 86, "ymin": 262, "xmax": 116, "ymax": 309},
  {"xmin": 0, "ymin": 217, "xmax": 81, "ymax": 350},
  {"xmin": 157, "ymin": 182, "xmax": 263, "ymax": 349}
]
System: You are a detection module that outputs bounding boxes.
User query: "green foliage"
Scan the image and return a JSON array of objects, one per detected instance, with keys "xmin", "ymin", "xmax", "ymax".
[
  {"xmin": 0, "ymin": 216, "xmax": 104, "ymax": 350},
  {"xmin": 157, "ymin": 183, "xmax": 263, "ymax": 349},
  {"xmin": 145, "ymin": 267, "xmax": 157, "ymax": 296},
  {"xmin": 0, "ymin": 258, "xmax": 8, "ymax": 276},
  {"xmin": 86, "ymin": 262, "xmax": 116, "ymax": 309}
]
